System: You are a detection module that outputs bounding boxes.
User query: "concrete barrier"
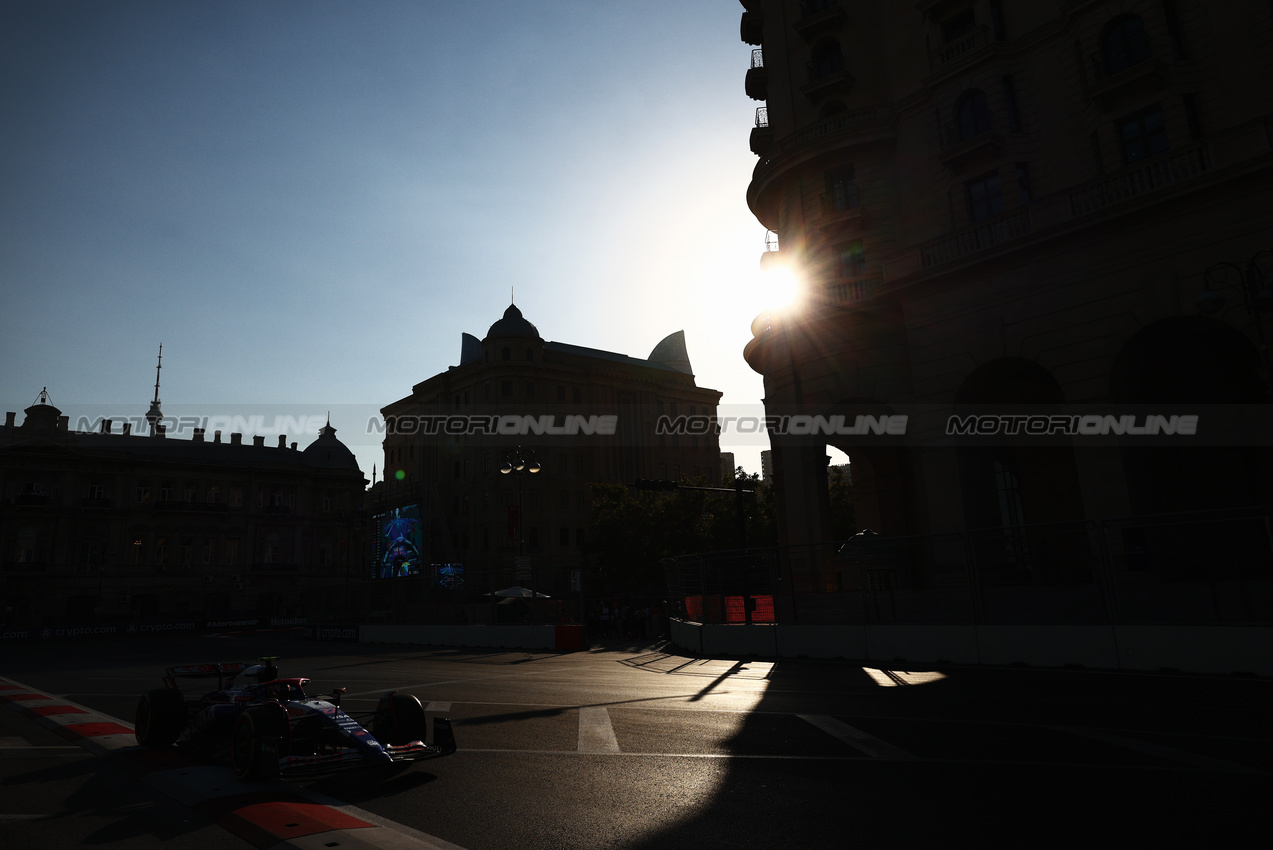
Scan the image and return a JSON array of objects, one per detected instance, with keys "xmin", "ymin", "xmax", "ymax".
[{"xmin": 667, "ymin": 619, "xmax": 1273, "ymax": 675}]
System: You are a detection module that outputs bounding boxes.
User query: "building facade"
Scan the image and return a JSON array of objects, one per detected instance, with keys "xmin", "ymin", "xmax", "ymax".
[
  {"xmin": 739, "ymin": 0, "xmax": 1273, "ymax": 549},
  {"xmin": 0, "ymin": 393, "xmax": 367, "ymax": 629},
  {"xmin": 374, "ymin": 305, "xmax": 722, "ymax": 591}
]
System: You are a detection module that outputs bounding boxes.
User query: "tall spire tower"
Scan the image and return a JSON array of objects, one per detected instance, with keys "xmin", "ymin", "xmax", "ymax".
[{"xmin": 146, "ymin": 343, "xmax": 164, "ymax": 437}]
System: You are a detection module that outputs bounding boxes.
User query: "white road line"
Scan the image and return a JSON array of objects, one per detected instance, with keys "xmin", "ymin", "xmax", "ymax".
[
  {"xmin": 798, "ymin": 714, "xmax": 917, "ymax": 760},
  {"xmin": 577, "ymin": 707, "xmax": 620, "ymax": 753},
  {"xmin": 425, "ymin": 702, "xmax": 452, "ymax": 713},
  {"xmin": 1053, "ymin": 726, "xmax": 1268, "ymax": 775}
]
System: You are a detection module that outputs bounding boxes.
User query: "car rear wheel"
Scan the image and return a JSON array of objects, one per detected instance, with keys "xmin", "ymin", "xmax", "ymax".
[
  {"xmin": 134, "ymin": 688, "xmax": 185, "ymax": 747},
  {"xmin": 230, "ymin": 703, "xmax": 290, "ymax": 781},
  {"xmin": 374, "ymin": 692, "xmax": 429, "ymax": 745}
]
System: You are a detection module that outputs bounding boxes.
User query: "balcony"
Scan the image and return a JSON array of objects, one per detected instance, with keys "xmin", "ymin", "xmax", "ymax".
[
  {"xmin": 745, "ymin": 49, "xmax": 767, "ymax": 101},
  {"xmin": 760, "ymin": 230, "xmax": 782, "ymax": 271},
  {"xmin": 918, "ymin": 207, "xmax": 1032, "ymax": 269},
  {"xmin": 754, "ymin": 104, "xmax": 893, "ymax": 178},
  {"xmin": 740, "ymin": 10, "xmax": 763, "ymax": 45},
  {"xmin": 13, "ymin": 493, "xmax": 48, "ymax": 507},
  {"xmin": 794, "ymin": 1, "xmax": 845, "ymax": 41},
  {"xmin": 1068, "ymin": 142, "xmax": 1209, "ymax": 217},
  {"xmin": 928, "ymin": 26, "xmax": 993, "ymax": 76},
  {"xmin": 828, "ymin": 276, "xmax": 882, "ymax": 304},
  {"xmin": 80, "ymin": 497, "xmax": 113, "ymax": 509},
  {"xmin": 750, "ymin": 106, "xmax": 773, "ymax": 155}
]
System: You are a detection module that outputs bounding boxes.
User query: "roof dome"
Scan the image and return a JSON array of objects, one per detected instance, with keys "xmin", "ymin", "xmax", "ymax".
[
  {"xmin": 484, "ymin": 304, "xmax": 541, "ymax": 341},
  {"xmin": 302, "ymin": 419, "xmax": 361, "ymax": 472}
]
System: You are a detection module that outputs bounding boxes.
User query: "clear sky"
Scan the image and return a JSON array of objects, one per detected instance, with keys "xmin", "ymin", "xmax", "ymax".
[{"xmin": 1, "ymin": 1, "xmax": 789, "ymax": 480}]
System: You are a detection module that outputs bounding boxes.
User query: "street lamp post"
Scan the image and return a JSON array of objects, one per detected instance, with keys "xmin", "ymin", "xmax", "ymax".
[{"xmin": 500, "ymin": 447, "xmax": 541, "ymax": 614}]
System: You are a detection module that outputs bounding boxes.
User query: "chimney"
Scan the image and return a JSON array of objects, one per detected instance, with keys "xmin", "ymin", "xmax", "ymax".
[
  {"xmin": 101, "ymin": 419, "xmax": 112, "ymax": 434},
  {"xmin": 291, "ymin": 442, "xmax": 298, "ymax": 450},
  {"xmin": 277, "ymin": 434, "xmax": 287, "ymax": 448},
  {"xmin": 123, "ymin": 422, "xmax": 132, "ymax": 436},
  {"xmin": 253, "ymin": 435, "xmax": 265, "ymax": 447},
  {"xmin": 214, "ymin": 430, "xmax": 222, "ymax": 443},
  {"xmin": 5, "ymin": 412, "xmax": 15, "ymax": 428},
  {"xmin": 57, "ymin": 415, "xmax": 69, "ymax": 431},
  {"xmin": 193, "ymin": 428, "xmax": 205, "ymax": 442},
  {"xmin": 231, "ymin": 432, "xmax": 242, "ymax": 445}
]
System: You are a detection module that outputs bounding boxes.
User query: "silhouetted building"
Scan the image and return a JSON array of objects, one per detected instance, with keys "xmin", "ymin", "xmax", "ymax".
[
  {"xmin": 739, "ymin": 0, "xmax": 1273, "ymax": 546},
  {"xmin": 374, "ymin": 304, "xmax": 722, "ymax": 589},
  {"xmin": 0, "ymin": 391, "xmax": 367, "ymax": 628}
]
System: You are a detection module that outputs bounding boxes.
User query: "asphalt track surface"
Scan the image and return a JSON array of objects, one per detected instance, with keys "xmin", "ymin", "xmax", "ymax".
[{"xmin": 2, "ymin": 631, "xmax": 1271, "ymax": 848}]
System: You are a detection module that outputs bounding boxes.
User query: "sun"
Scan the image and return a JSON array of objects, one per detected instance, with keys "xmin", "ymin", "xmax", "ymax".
[{"xmin": 762, "ymin": 263, "xmax": 804, "ymax": 312}]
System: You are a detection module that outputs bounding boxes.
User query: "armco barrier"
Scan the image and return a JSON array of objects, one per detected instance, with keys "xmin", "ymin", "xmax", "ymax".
[{"xmin": 360, "ymin": 624, "xmax": 584, "ymax": 651}]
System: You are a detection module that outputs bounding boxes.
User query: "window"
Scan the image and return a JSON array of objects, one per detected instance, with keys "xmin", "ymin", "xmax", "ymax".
[
  {"xmin": 226, "ymin": 539, "xmax": 239, "ymax": 565},
  {"xmin": 87, "ymin": 480, "xmax": 106, "ymax": 500},
  {"xmin": 1015, "ymin": 162, "xmax": 1032, "ymax": 204},
  {"xmin": 966, "ymin": 170, "xmax": 1004, "ymax": 222},
  {"xmin": 1103, "ymin": 16, "xmax": 1150, "ymax": 76},
  {"xmin": 501, "ymin": 380, "xmax": 512, "ymax": 397},
  {"xmin": 525, "ymin": 348, "xmax": 534, "ymax": 361},
  {"xmin": 559, "ymin": 527, "xmax": 570, "ymax": 546},
  {"xmin": 501, "ymin": 347, "xmax": 511, "ymax": 361},
  {"xmin": 835, "ymin": 241, "xmax": 866, "ymax": 278},
  {"xmin": 1183, "ymin": 93, "xmax": 1202, "ymax": 141},
  {"xmin": 1118, "ymin": 104, "xmax": 1167, "ymax": 164},
  {"xmin": 136, "ymin": 484, "xmax": 150, "ymax": 503},
  {"xmin": 1001, "ymin": 76, "xmax": 1020, "ymax": 132},
  {"xmin": 989, "ymin": 0, "xmax": 1005, "ymax": 40},
  {"xmin": 942, "ymin": 9, "xmax": 975, "ymax": 43},
  {"xmin": 525, "ymin": 382, "xmax": 534, "ymax": 399},
  {"xmin": 955, "ymin": 89, "xmax": 992, "ymax": 142},
  {"xmin": 572, "ymin": 387, "xmax": 581, "ymax": 403},
  {"xmin": 203, "ymin": 539, "xmax": 214, "ymax": 565},
  {"xmin": 810, "ymin": 39, "xmax": 844, "ymax": 79},
  {"xmin": 1162, "ymin": 0, "xmax": 1185, "ymax": 59},
  {"xmin": 230, "ymin": 487, "xmax": 243, "ymax": 507},
  {"xmin": 557, "ymin": 385, "xmax": 566, "ymax": 402},
  {"xmin": 825, "ymin": 168, "xmax": 858, "ymax": 212}
]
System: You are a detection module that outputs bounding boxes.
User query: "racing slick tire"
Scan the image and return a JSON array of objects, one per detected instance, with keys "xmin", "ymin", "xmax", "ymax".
[
  {"xmin": 230, "ymin": 703, "xmax": 290, "ymax": 781},
  {"xmin": 134, "ymin": 688, "xmax": 186, "ymax": 747},
  {"xmin": 374, "ymin": 692, "xmax": 429, "ymax": 746}
]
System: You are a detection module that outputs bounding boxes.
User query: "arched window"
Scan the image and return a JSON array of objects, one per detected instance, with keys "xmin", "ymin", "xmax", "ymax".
[
  {"xmin": 811, "ymin": 39, "xmax": 844, "ymax": 79},
  {"xmin": 1103, "ymin": 16, "xmax": 1150, "ymax": 75},
  {"xmin": 955, "ymin": 89, "xmax": 992, "ymax": 141}
]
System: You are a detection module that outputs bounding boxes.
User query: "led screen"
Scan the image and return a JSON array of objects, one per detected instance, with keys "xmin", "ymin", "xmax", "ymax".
[{"xmin": 372, "ymin": 504, "xmax": 423, "ymax": 578}]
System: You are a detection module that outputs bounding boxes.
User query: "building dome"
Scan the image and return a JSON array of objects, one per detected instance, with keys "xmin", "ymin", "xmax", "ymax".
[
  {"xmin": 484, "ymin": 304, "xmax": 541, "ymax": 341},
  {"xmin": 302, "ymin": 419, "xmax": 361, "ymax": 472}
]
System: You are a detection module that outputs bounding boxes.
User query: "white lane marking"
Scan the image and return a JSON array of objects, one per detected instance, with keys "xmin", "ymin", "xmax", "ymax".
[
  {"xmin": 578, "ymin": 707, "xmax": 620, "ymax": 753},
  {"xmin": 1053, "ymin": 726, "xmax": 1268, "ymax": 775},
  {"xmin": 425, "ymin": 702, "xmax": 452, "ymax": 713},
  {"xmin": 798, "ymin": 714, "xmax": 917, "ymax": 760}
]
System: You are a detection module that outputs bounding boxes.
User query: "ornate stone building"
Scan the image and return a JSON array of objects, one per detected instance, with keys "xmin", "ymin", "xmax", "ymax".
[
  {"xmin": 374, "ymin": 305, "xmax": 722, "ymax": 590},
  {"xmin": 0, "ymin": 391, "xmax": 367, "ymax": 629},
  {"xmin": 739, "ymin": 0, "xmax": 1273, "ymax": 548}
]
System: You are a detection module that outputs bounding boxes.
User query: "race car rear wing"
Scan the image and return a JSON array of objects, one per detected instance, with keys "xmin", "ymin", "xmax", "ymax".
[{"xmin": 161, "ymin": 660, "xmax": 257, "ymax": 690}]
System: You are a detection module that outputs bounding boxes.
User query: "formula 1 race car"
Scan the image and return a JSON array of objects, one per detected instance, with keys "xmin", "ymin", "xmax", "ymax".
[{"xmin": 133, "ymin": 657, "xmax": 456, "ymax": 780}]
